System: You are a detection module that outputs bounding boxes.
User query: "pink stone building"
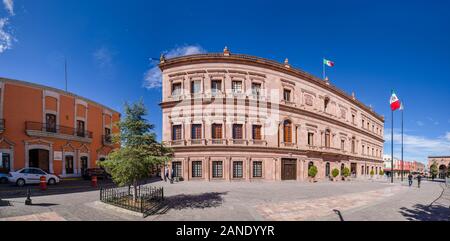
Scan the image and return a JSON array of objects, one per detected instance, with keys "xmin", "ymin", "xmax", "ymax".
[{"xmin": 159, "ymin": 48, "xmax": 384, "ymax": 182}]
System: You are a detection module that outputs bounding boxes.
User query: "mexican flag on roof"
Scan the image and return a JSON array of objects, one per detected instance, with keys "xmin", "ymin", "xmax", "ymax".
[
  {"xmin": 390, "ymin": 90, "xmax": 401, "ymax": 111},
  {"xmin": 323, "ymin": 59, "xmax": 335, "ymax": 67}
]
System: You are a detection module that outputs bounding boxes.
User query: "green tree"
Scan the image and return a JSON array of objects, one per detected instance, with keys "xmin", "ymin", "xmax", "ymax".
[
  {"xmin": 379, "ymin": 169, "xmax": 384, "ymax": 176},
  {"xmin": 342, "ymin": 167, "xmax": 350, "ymax": 178},
  {"xmin": 308, "ymin": 165, "xmax": 318, "ymax": 178},
  {"xmin": 430, "ymin": 163, "xmax": 438, "ymax": 180},
  {"xmin": 370, "ymin": 170, "xmax": 375, "ymax": 177},
  {"xmin": 331, "ymin": 168, "xmax": 339, "ymax": 178},
  {"xmin": 99, "ymin": 100, "xmax": 172, "ymax": 200}
]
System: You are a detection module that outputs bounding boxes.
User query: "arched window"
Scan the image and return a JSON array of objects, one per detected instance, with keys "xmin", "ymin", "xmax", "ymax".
[
  {"xmin": 283, "ymin": 120, "xmax": 292, "ymax": 143},
  {"xmin": 325, "ymin": 162, "xmax": 330, "ymax": 177},
  {"xmin": 361, "ymin": 165, "xmax": 365, "ymax": 175},
  {"xmin": 341, "ymin": 164, "xmax": 345, "ymax": 176},
  {"xmin": 325, "ymin": 129, "xmax": 331, "ymax": 148}
]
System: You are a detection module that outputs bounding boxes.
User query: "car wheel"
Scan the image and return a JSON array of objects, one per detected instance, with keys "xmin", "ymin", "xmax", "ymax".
[
  {"xmin": 16, "ymin": 178, "xmax": 25, "ymax": 187},
  {"xmin": 48, "ymin": 178, "xmax": 56, "ymax": 185}
]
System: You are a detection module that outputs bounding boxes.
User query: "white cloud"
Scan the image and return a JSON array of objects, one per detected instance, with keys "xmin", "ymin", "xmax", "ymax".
[
  {"xmin": 384, "ymin": 129, "xmax": 450, "ymax": 163},
  {"xmin": 93, "ymin": 46, "xmax": 114, "ymax": 68},
  {"xmin": 2, "ymin": 0, "xmax": 13, "ymax": 16},
  {"xmin": 445, "ymin": 132, "xmax": 450, "ymax": 142},
  {"xmin": 144, "ymin": 45, "xmax": 206, "ymax": 89},
  {"xmin": 416, "ymin": 121, "xmax": 424, "ymax": 127},
  {"xmin": 0, "ymin": 18, "xmax": 12, "ymax": 53}
]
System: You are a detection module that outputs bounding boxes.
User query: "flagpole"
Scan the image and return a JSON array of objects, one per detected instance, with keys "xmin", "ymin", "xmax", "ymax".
[
  {"xmin": 401, "ymin": 103, "xmax": 404, "ymax": 182},
  {"xmin": 322, "ymin": 58, "xmax": 325, "ymax": 80},
  {"xmin": 391, "ymin": 108, "xmax": 394, "ymax": 184}
]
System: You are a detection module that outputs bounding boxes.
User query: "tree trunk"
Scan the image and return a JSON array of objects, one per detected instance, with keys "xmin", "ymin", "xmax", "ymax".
[{"xmin": 133, "ymin": 181, "xmax": 138, "ymax": 202}]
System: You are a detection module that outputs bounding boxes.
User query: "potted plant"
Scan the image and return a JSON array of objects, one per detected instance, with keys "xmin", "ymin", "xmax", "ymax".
[
  {"xmin": 308, "ymin": 165, "xmax": 318, "ymax": 182},
  {"xmin": 331, "ymin": 168, "xmax": 339, "ymax": 181},
  {"xmin": 342, "ymin": 167, "xmax": 350, "ymax": 181},
  {"xmin": 370, "ymin": 170, "xmax": 375, "ymax": 179},
  {"xmin": 379, "ymin": 169, "xmax": 384, "ymax": 178}
]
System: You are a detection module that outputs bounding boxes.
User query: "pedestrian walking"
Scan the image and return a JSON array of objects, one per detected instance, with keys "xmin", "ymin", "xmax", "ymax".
[
  {"xmin": 164, "ymin": 166, "xmax": 169, "ymax": 182},
  {"xmin": 417, "ymin": 174, "xmax": 422, "ymax": 188},
  {"xmin": 408, "ymin": 173, "xmax": 413, "ymax": 187},
  {"xmin": 170, "ymin": 166, "xmax": 175, "ymax": 184}
]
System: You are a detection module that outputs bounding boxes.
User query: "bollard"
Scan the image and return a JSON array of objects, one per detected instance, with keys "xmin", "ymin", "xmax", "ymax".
[
  {"xmin": 25, "ymin": 188, "xmax": 32, "ymax": 205},
  {"xmin": 40, "ymin": 176, "xmax": 47, "ymax": 191},
  {"xmin": 91, "ymin": 175, "xmax": 97, "ymax": 188}
]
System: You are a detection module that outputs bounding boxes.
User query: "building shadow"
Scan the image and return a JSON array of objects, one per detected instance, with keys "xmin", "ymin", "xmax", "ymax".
[
  {"xmin": 0, "ymin": 177, "xmax": 161, "ymax": 199},
  {"xmin": 30, "ymin": 203, "xmax": 59, "ymax": 207},
  {"xmin": 399, "ymin": 204, "xmax": 450, "ymax": 221},
  {"xmin": 143, "ymin": 192, "xmax": 227, "ymax": 218}
]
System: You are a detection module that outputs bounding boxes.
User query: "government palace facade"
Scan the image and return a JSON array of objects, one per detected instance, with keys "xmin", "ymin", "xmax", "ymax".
[{"xmin": 159, "ymin": 47, "xmax": 384, "ymax": 182}]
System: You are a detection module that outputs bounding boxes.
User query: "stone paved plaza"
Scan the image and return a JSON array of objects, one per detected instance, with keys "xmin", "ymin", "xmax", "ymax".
[{"xmin": 1, "ymin": 179, "xmax": 449, "ymax": 221}]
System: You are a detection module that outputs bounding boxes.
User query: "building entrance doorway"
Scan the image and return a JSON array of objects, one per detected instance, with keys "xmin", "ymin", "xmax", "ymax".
[
  {"xmin": 80, "ymin": 156, "xmax": 88, "ymax": 175},
  {"xmin": 29, "ymin": 149, "xmax": 49, "ymax": 173},
  {"xmin": 281, "ymin": 159, "xmax": 297, "ymax": 180},
  {"xmin": 351, "ymin": 163, "xmax": 357, "ymax": 177}
]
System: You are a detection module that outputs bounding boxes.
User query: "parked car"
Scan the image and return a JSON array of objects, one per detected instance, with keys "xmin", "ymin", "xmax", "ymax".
[
  {"xmin": 82, "ymin": 168, "xmax": 111, "ymax": 180},
  {"xmin": 8, "ymin": 167, "xmax": 60, "ymax": 187},
  {"xmin": 0, "ymin": 173, "xmax": 8, "ymax": 184}
]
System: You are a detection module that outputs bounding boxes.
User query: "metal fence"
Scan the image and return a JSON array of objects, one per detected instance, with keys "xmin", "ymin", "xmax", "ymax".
[{"xmin": 100, "ymin": 185, "xmax": 164, "ymax": 217}]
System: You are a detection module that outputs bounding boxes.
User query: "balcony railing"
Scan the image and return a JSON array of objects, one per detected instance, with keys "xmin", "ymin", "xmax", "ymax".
[
  {"xmin": 25, "ymin": 122, "xmax": 93, "ymax": 139},
  {"xmin": 0, "ymin": 119, "xmax": 4, "ymax": 131},
  {"xmin": 208, "ymin": 139, "xmax": 226, "ymax": 145},
  {"xmin": 169, "ymin": 140, "xmax": 186, "ymax": 146},
  {"xmin": 230, "ymin": 139, "xmax": 248, "ymax": 145}
]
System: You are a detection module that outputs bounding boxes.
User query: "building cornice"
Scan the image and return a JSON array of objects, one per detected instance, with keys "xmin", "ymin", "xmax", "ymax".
[
  {"xmin": 160, "ymin": 98, "xmax": 385, "ymax": 143},
  {"xmin": 159, "ymin": 53, "xmax": 384, "ymax": 122},
  {"xmin": 0, "ymin": 77, "xmax": 120, "ymax": 115},
  {"xmin": 171, "ymin": 145, "xmax": 383, "ymax": 163}
]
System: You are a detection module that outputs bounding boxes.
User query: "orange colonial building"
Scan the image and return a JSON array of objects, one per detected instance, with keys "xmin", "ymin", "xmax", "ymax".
[{"xmin": 0, "ymin": 77, "xmax": 120, "ymax": 177}]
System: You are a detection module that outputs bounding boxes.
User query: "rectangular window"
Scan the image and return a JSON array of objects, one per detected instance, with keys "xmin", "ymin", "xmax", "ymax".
[
  {"xmin": 76, "ymin": 120, "xmax": 85, "ymax": 137},
  {"xmin": 308, "ymin": 133, "xmax": 314, "ymax": 146},
  {"xmin": 1, "ymin": 153, "xmax": 10, "ymax": 173},
  {"xmin": 104, "ymin": 127, "xmax": 111, "ymax": 143},
  {"xmin": 362, "ymin": 145, "xmax": 365, "ymax": 155},
  {"xmin": 191, "ymin": 80, "xmax": 201, "ymax": 94},
  {"xmin": 212, "ymin": 161, "xmax": 223, "ymax": 178},
  {"xmin": 46, "ymin": 113, "xmax": 57, "ymax": 133},
  {"xmin": 191, "ymin": 124, "xmax": 202, "ymax": 140},
  {"xmin": 352, "ymin": 114, "xmax": 355, "ymax": 124},
  {"xmin": 173, "ymin": 162, "xmax": 182, "ymax": 178},
  {"xmin": 192, "ymin": 161, "xmax": 202, "ymax": 178},
  {"xmin": 252, "ymin": 125, "xmax": 262, "ymax": 140},
  {"xmin": 253, "ymin": 161, "xmax": 262, "ymax": 178},
  {"xmin": 232, "ymin": 81, "xmax": 242, "ymax": 94},
  {"xmin": 211, "ymin": 124, "xmax": 223, "ymax": 140},
  {"xmin": 233, "ymin": 161, "xmax": 243, "ymax": 178},
  {"xmin": 232, "ymin": 124, "xmax": 243, "ymax": 140},
  {"xmin": 283, "ymin": 89, "xmax": 291, "ymax": 102},
  {"xmin": 252, "ymin": 83, "xmax": 261, "ymax": 97},
  {"xmin": 172, "ymin": 83, "xmax": 182, "ymax": 96},
  {"xmin": 352, "ymin": 140, "xmax": 356, "ymax": 153},
  {"xmin": 325, "ymin": 132, "xmax": 331, "ymax": 148},
  {"xmin": 172, "ymin": 125, "xmax": 182, "ymax": 141},
  {"xmin": 362, "ymin": 120, "xmax": 365, "ymax": 128},
  {"xmin": 211, "ymin": 80, "xmax": 222, "ymax": 95},
  {"xmin": 341, "ymin": 140, "xmax": 345, "ymax": 151}
]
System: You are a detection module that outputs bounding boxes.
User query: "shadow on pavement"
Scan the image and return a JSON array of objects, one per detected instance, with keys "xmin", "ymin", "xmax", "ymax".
[
  {"xmin": 0, "ymin": 177, "xmax": 161, "ymax": 199},
  {"xmin": 145, "ymin": 192, "xmax": 227, "ymax": 218},
  {"xmin": 0, "ymin": 199, "xmax": 11, "ymax": 206},
  {"xmin": 399, "ymin": 204, "xmax": 450, "ymax": 221}
]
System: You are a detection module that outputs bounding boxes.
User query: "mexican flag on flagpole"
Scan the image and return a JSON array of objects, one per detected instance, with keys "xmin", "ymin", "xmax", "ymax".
[
  {"xmin": 390, "ymin": 90, "xmax": 401, "ymax": 111},
  {"xmin": 323, "ymin": 59, "xmax": 335, "ymax": 67}
]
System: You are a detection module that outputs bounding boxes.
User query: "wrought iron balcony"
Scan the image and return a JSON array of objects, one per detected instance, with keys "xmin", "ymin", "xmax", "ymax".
[{"xmin": 25, "ymin": 122, "xmax": 93, "ymax": 142}]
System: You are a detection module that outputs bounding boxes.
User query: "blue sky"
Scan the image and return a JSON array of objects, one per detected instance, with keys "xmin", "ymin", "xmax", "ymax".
[{"xmin": 1, "ymin": 0, "xmax": 449, "ymax": 163}]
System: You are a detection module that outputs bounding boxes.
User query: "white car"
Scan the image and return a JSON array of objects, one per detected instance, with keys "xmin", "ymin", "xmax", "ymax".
[{"xmin": 8, "ymin": 168, "xmax": 60, "ymax": 187}]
